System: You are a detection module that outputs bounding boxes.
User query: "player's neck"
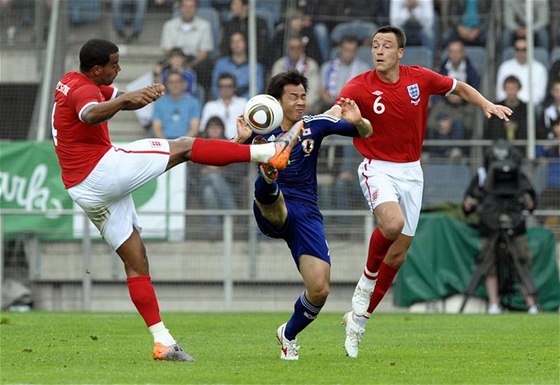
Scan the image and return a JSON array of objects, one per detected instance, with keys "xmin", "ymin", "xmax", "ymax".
[{"xmin": 376, "ymin": 68, "xmax": 399, "ymax": 84}]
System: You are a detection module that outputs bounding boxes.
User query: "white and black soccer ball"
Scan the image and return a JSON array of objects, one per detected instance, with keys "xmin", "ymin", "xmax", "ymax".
[{"xmin": 243, "ymin": 94, "xmax": 283, "ymax": 134}]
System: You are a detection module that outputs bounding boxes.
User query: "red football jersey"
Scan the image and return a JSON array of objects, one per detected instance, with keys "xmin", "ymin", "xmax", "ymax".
[
  {"xmin": 339, "ymin": 65, "xmax": 456, "ymax": 162},
  {"xmin": 52, "ymin": 71, "xmax": 117, "ymax": 188}
]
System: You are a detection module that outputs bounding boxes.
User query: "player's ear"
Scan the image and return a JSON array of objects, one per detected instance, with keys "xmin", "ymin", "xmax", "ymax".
[{"xmin": 397, "ymin": 48, "xmax": 404, "ymax": 60}]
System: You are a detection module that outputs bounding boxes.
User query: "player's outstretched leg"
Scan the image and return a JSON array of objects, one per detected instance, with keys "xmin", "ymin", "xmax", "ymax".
[
  {"xmin": 276, "ymin": 323, "xmax": 300, "ymax": 360},
  {"xmin": 153, "ymin": 342, "xmax": 195, "ymax": 362},
  {"xmin": 267, "ymin": 121, "xmax": 303, "ymax": 170},
  {"xmin": 342, "ymin": 311, "xmax": 365, "ymax": 358}
]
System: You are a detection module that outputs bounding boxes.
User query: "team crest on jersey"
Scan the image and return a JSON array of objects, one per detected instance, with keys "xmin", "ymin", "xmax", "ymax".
[
  {"xmin": 407, "ymin": 83, "xmax": 420, "ymax": 99},
  {"xmin": 301, "ymin": 138, "xmax": 314, "ymax": 154}
]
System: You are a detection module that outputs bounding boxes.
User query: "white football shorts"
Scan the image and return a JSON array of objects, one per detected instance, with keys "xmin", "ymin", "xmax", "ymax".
[
  {"xmin": 67, "ymin": 139, "xmax": 170, "ymax": 250},
  {"xmin": 358, "ymin": 159, "xmax": 424, "ymax": 236}
]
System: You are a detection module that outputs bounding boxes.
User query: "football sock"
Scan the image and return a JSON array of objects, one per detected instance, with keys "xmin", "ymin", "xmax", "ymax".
[
  {"xmin": 364, "ymin": 228, "xmax": 393, "ymax": 279},
  {"xmin": 254, "ymin": 174, "xmax": 280, "ymax": 204},
  {"xmin": 190, "ymin": 138, "xmax": 251, "ymax": 165},
  {"xmin": 148, "ymin": 321, "xmax": 176, "ymax": 346},
  {"xmin": 127, "ymin": 275, "xmax": 162, "ymax": 327},
  {"xmin": 284, "ymin": 292, "xmax": 322, "ymax": 341},
  {"xmin": 367, "ymin": 262, "xmax": 399, "ymax": 313}
]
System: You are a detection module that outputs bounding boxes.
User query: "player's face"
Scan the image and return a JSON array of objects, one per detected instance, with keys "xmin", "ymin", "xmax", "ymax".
[
  {"xmin": 279, "ymin": 83, "xmax": 307, "ymax": 126},
  {"xmin": 371, "ymin": 33, "xmax": 403, "ymax": 73},
  {"xmin": 98, "ymin": 53, "xmax": 121, "ymax": 85}
]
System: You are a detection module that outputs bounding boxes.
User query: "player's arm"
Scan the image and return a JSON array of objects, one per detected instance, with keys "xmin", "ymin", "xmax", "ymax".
[
  {"xmin": 451, "ymin": 81, "xmax": 512, "ymax": 121},
  {"xmin": 81, "ymin": 84, "xmax": 165, "ymax": 124}
]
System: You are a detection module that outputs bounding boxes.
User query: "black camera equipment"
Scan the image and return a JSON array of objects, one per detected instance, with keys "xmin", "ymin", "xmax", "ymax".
[{"xmin": 460, "ymin": 141, "xmax": 539, "ymax": 312}]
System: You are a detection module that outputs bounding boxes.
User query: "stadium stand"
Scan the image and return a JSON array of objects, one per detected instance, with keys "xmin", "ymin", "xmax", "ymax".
[{"xmin": 422, "ymin": 163, "xmax": 471, "ymax": 208}]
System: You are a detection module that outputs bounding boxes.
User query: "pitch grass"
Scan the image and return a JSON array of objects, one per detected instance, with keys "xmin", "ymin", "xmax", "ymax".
[{"xmin": 0, "ymin": 312, "xmax": 558, "ymax": 385}]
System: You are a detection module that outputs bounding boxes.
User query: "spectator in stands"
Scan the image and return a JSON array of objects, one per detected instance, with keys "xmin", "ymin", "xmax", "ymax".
[
  {"xmin": 426, "ymin": 94, "xmax": 474, "ymax": 158},
  {"xmin": 271, "ymin": 36, "xmax": 320, "ymax": 108},
  {"xmin": 543, "ymin": 80, "xmax": 560, "ymax": 132},
  {"xmin": 112, "ymin": 0, "xmax": 147, "ymax": 43},
  {"xmin": 439, "ymin": 39, "xmax": 480, "ymax": 90},
  {"xmin": 389, "ymin": 0, "xmax": 435, "ymax": 50},
  {"xmin": 211, "ymin": 31, "xmax": 264, "ymax": 99},
  {"xmin": 152, "ymin": 69, "xmax": 201, "ymax": 139},
  {"xmin": 160, "ymin": 0, "xmax": 214, "ymax": 90},
  {"xmin": 502, "ymin": 0, "xmax": 549, "ymax": 49},
  {"xmin": 1, "ymin": 0, "xmax": 34, "ymax": 46},
  {"xmin": 153, "ymin": 47, "xmax": 198, "ymax": 95},
  {"xmin": 220, "ymin": 0, "xmax": 269, "ymax": 65},
  {"xmin": 486, "ymin": 75, "xmax": 527, "ymax": 142},
  {"xmin": 271, "ymin": 7, "xmax": 323, "ymax": 67},
  {"xmin": 316, "ymin": 35, "xmax": 370, "ymax": 114},
  {"xmin": 200, "ymin": 73, "xmax": 246, "ymax": 139},
  {"xmin": 198, "ymin": 116, "xmax": 238, "ymax": 238},
  {"xmin": 495, "ymin": 37, "xmax": 548, "ymax": 105},
  {"xmin": 444, "ymin": 0, "xmax": 490, "ymax": 47}
]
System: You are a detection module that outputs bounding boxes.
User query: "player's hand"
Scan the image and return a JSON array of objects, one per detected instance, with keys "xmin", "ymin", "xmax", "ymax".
[
  {"xmin": 338, "ymin": 97, "xmax": 362, "ymax": 123},
  {"xmin": 234, "ymin": 115, "xmax": 252, "ymax": 143},
  {"xmin": 483, "ymin": 103, "xmax": 512, "ymax": 121},
  {"xmin": 124, "ymin": 84, "xmax": 165, "ymax": 108}
]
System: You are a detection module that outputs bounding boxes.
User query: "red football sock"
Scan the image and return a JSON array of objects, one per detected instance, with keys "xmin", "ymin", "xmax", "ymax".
[
  {"xmin": 127, "ymin": 275, "xmax": 161, "ymax": 327},
  {"xmin": 190, "ymin": 138, "xmax": 251, "ymax": 165},
  {"xmin": 367, "ymin": 262, "xmax": 399, "ymax": 313},
  {"xmin": 364, "ymin": 228, "xmax": 394, "ymax": 279}
]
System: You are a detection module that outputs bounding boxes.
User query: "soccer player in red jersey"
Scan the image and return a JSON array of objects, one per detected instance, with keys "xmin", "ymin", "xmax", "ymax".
[
  {"xmin": 51, "ymin": 39, "xmax": 301, "ymax": 362},
  {"xmin": 337, "ymin": 26, "xmax": 513, "ymax": 358}
]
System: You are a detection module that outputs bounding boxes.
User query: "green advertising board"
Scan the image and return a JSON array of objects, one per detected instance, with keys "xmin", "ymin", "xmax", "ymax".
[{"xmin": 0, "ymin": 141, "xmax": 185, "ymax": 240}]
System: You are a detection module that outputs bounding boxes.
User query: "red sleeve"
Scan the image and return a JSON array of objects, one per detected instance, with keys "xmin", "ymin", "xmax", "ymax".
[
  {"xmin": 100, "ymin": 85, "xmax": 117, "ymax": 100},
  {"xmin": 69, "ymin": 83, "xmax": 103, "ymax": 116},
  {"xmin": 420, "ymin": 66, "xmax": 456, "ymax": 96}
]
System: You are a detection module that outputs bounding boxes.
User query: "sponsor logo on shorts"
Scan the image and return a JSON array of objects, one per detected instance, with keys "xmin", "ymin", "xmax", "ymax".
[{"xmin": 150, "ymin": 140, "xmax": 162, "ymax": 148}]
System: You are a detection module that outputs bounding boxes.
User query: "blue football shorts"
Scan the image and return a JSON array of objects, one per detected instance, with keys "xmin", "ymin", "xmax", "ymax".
[{"xmin": 253, "ymin": 199, "xmax": 331, "ymax": 268}]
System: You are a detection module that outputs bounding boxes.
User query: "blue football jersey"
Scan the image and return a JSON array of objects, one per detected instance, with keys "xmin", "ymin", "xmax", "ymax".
[{"xmin": 251, "ymin": 114, "xmax": 359, "ymax": 205}]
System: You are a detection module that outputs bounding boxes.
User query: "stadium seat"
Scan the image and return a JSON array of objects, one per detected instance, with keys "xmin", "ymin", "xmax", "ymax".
[
  {"xmin": 422, "ymin": 164, "xmax": 471, "ymax": 208},
  {"xmin": 67, "ymin": 0, "xmax": 101, "ymax": 24},
  {"xmin": 400, "ymin": 47, "xmax": 433, "ymax": 69},
  {"xmin": 502, "ymin": 46, "xmax": 549, "ymax": 66},
  {"xmin": 330, "ymin": 21, "xmax": 377, "ymax": 45}
]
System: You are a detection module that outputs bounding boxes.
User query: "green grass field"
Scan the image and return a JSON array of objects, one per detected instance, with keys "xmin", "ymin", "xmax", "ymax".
[{"xmin": 0, "ymin": 311, "xmax": 558, "ymax": 385}]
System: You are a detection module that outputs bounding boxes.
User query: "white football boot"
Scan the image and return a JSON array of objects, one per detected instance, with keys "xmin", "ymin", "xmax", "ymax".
[
  {"xmin": 276, "ymin": 323, "xmax": 299, "ymax": 360},
  {"xmin": 342, "ymin": 311, "xmax": 365, "ymax": 358}
]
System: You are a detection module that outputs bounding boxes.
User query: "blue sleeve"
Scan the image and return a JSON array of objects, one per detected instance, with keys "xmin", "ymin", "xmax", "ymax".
[
  {"xmin": 316, "ymin": 114, "xmax": 360, "ymax": 137},
  {"xmin": 152, "ymin": 99, "xmax": 163, "ymax": 121},
  {"xmin": 190, "ymin": 97, "xmax": 201, "ymax": 118}
]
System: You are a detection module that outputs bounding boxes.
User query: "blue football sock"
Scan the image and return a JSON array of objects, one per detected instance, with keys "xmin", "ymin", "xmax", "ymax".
[
  {"xmin": 284, "ymin": 292, "xmax": 322, "ymax": 340},
  {"xmin": 254, "ymin": 175, "xmax": 279, "ymax": 205}
]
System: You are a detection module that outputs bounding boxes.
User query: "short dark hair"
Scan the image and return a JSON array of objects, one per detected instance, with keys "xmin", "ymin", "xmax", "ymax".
[
  {"xmin": 373, "ymin": 25, "xmax": 406, "ymax": 48},
  {"xmin": 218, "ymin": 73, "xmax": 236, "ymax": 87},
  {"xmin": 504, "ymin": 75, "xmax": 522, "ymax": 89},
  {"xmin": 79, "ymin": 39, "xmax": 118, "ymax": 72},
  {"xmin": 266, "ymin": 70, "xmax": 308, "ymax": 100}
]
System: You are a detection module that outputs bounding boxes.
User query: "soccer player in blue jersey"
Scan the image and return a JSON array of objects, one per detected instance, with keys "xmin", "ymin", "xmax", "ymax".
[{"xmin": 234, "ymin": 70, "xmax": 372, "ymax": 360}]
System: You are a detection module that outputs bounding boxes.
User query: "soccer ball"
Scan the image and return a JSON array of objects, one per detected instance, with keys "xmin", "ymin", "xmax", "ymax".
[{"xmin": 243, "ymin": 94, "xmax": 283, "ymax": 134}]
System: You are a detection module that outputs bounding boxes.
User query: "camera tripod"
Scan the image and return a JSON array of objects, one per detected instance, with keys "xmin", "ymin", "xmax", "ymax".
[{"xmin": 459, "ymin": 224, "xmax": 539, "ymax": 313}]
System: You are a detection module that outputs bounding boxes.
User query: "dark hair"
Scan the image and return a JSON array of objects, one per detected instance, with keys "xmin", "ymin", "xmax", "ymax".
[
  {"xmin": 168, "ymin": 47, "xmax": 186, "ymax": 58},
  {"xmin": 503, "ymin": 75, "xmax": 522, "ymax": 89},
  {"xmin": 79, "ymin": 39, "xmax": 118, "ymax": 72},
  {"xmin": 266, "ymin": 70, "xmax": 308, "ymax": 100},
  {"xmin": 373, "ymin": 25, "xmax": 406, "ymax": 48},
  {"xmin": 218, "ymin": 73, "xmax": 236, "ymax": 87}
]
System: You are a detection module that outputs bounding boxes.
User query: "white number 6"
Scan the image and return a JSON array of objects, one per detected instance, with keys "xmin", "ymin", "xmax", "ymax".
[{"xmin": 373, "ymin": 96, "xmax": 385, "ymax": 114}]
